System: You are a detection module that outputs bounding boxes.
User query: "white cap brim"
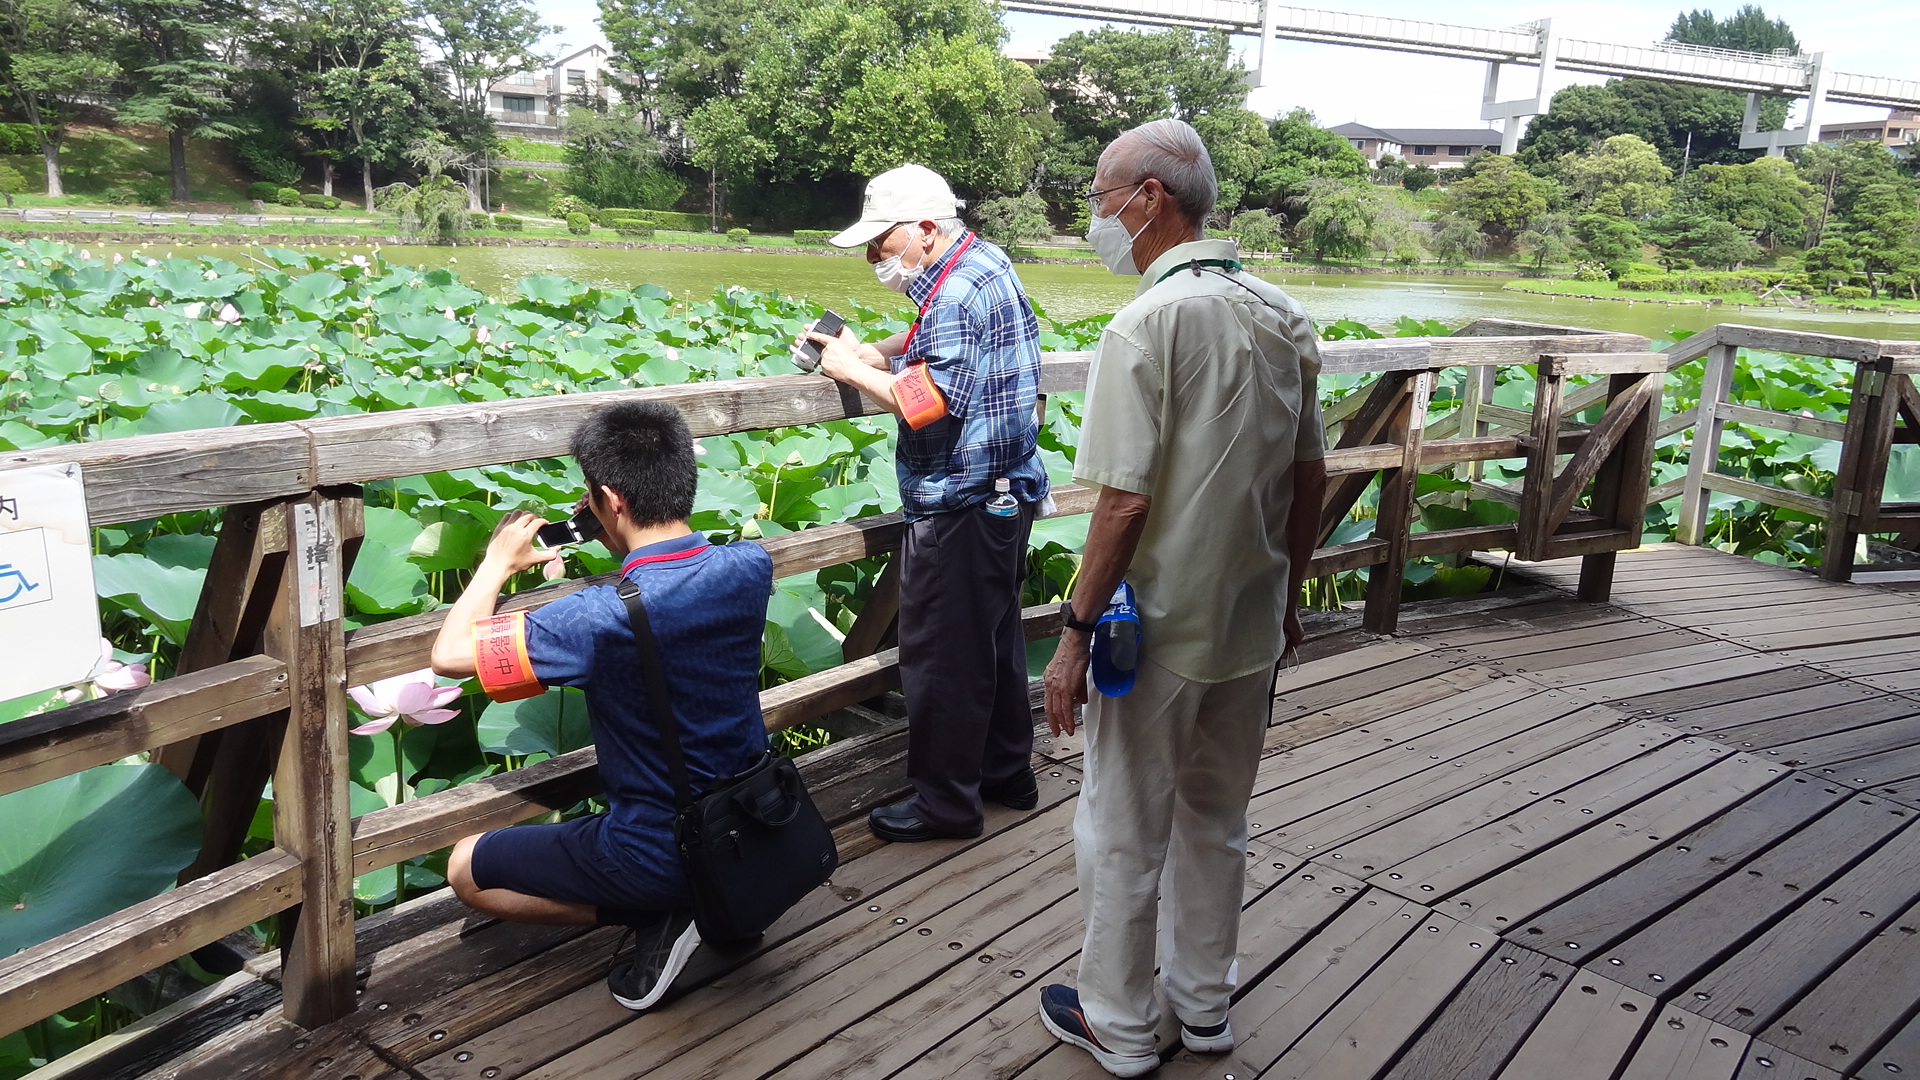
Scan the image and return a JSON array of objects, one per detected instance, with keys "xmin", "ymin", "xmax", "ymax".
[{"xmin": 829, "ymin": 219, "xmax": 894, "ymax": 248}]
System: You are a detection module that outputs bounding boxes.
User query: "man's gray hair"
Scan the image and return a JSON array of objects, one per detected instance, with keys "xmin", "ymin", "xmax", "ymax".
[
  {"xmin": 933, "ymin": 216, "xmax": 965, "ymax": 238},
  {"xmin": 1106, "ymin": 119, "xmax": 1217, "ymax": 224}
]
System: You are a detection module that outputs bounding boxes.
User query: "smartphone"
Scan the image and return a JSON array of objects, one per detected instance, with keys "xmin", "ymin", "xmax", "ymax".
[
  {"xmin": 790, "ymin": 309, "xmax": 845, "ymax": 372},
  {"xmin": 535, "ymin": 506, "xmax": 604, "ymax": 548}
]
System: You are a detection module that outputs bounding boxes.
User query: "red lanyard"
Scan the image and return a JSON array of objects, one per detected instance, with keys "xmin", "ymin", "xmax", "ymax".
[
  {"xmin": 622, "ymin": 541, "xmax": 708, "ymax": 575},
  {"xmin": 901, "ymin": 232, "xmax": 976, "ymax": 356}
]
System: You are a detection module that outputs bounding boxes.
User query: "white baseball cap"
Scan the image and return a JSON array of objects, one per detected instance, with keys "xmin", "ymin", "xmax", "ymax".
[{"xmin": 829, "ymin": 164, "xmax": 962, "ymax": 248}]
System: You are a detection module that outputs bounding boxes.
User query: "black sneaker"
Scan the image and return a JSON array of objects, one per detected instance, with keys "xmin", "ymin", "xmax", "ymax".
[
  {"xmin": 981, "ymin": 769, "xmax": 1040, "ymax": 811},
  {"xmin": 1181, "ymin": 1017, "xmax": 1234, "ymax": 1053},
  {"xmin": 1037, "ymin": 984, "xmax": 1160, "ymax": 1077},
  {"xmin": 607, "ymin": 909, "xmax": 700, "ymax": 1011}
]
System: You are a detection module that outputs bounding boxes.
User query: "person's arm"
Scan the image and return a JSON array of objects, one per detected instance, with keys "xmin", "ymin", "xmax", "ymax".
[
  {"xmin": 1042, "ymin": 485, "xmax": 1152, "ymax": 737},
  {"xmin": 429, "ymin": 511, "xmax": 560, "ymax": 678},
  {"xmin": 1282, "ymin": 458, "xmax": 1328, "ymax": 658},
  {"xmin": 812, "ymin": 329, "xmax": 904, "ymax": 418}
]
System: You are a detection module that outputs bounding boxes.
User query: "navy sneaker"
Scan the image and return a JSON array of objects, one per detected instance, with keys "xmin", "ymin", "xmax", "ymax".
[
  {"xmin": 1037, "ymin": 984, "xmax": 1160, "ymax": 1077},
  {"xmin": 607, "ymin": 909, "xmax": 699, "ymax": 1011},
  {"xmin": 1181, "ymin": 1017, "xmax": 1234, "ymax": 1053}
]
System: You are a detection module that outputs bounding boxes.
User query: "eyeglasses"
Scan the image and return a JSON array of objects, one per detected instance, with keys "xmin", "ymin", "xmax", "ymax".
[
  {"xmin": 1083, "ymin": 180, "xmax": 1144, "ymax": 213},
  {"xmin": 866, "ymin": 222, "xmax": 908, "ymax": 255}
]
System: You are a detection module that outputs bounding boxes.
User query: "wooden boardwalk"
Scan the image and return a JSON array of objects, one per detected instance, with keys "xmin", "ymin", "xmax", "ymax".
[{"xmin": 80, "ymin": 544, "xmax": 1920, "ymax": 1080}]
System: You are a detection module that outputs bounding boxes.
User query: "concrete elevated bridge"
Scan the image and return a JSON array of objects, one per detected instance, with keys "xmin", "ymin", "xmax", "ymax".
[{"xmin": 1002, "ymin": 0, "xmax": 1920, "ymax": 155}]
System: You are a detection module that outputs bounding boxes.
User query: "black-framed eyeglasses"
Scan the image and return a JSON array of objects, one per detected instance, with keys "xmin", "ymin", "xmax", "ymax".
[
  {"xmin": 1083, "ymin": 180, "xmax": 1143, "ymax": 212},
  {"xmin": 865, "ymin": 221, "xmax": 908, "ymax": 255}
]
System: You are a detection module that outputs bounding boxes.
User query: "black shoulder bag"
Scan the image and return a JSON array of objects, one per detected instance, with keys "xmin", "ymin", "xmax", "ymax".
[{"xmin": 618, "ymin": 580, "xmax": 838, "ymax": 944}]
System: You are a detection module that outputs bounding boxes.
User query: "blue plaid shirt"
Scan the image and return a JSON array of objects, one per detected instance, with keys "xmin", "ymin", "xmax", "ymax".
[{"xmin": 894, "ymin": 233, "xmax": 1049, "ymax": 519}]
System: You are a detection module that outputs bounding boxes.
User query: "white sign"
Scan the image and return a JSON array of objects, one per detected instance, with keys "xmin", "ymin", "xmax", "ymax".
[{"xmin": 0, "ymin": 462, "xmax": 102, "ymax": 702}]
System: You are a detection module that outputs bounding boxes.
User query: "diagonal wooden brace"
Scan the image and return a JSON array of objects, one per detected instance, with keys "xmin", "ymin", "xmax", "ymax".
[{"xmin": 1541, "ymin": 373, "xmax": 1664, "ymax": 539}]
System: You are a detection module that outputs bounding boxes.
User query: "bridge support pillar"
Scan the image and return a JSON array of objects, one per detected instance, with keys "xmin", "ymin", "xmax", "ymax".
[
  {"xmin": 1246, "ymin": 0, "xmax": 1281, "ymax": 88},
  {"xmin": 1741, "ymin": 51, "xmax": 1831, "ymax": 157},
  {"xmin": 1480, "ymin": 19, "xmax": 1558, "ymax": 156}
]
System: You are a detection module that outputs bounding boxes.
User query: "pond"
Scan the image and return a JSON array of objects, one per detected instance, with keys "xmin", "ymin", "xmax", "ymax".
[{"xmin": 123, "ymin": 243, "xmax": 1920, "ymax": 341}]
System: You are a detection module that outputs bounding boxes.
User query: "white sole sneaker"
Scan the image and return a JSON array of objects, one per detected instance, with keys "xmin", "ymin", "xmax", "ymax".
[
  {"xmin": 610, "ymin": 916, "xmax": 701, "ymax": 1011},
  {"xmin": 1181, "ymin": 1019, "xmax": 1235, "ymax": 1053},
  {"xmin": 1037, "ymin": 988, "xmax": 1160, "ymax": 1078}
]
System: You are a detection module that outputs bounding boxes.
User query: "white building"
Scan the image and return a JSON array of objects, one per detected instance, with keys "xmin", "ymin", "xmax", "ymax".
[{"xmin": 483, "ymin": 44, "xmax": 620, "ymax": 138}]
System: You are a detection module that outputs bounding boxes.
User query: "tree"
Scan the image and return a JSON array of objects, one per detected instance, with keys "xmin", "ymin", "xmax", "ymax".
[
  {"xmin": 1687, "ymin": 155, "xmax": 1812, "ymax": 247},
  {"xmin": 1427, "ymin": 213, "xmax": 1488, "ymax": 267},
  {"xmin": 1795, "ymin": 139, "xmax": 1910, "ymax": 245},
  {"xmin": 0, "ymin": 0, "xmax": 117, "ymax": 196},
  {"xmin": 1401, "ymin": 163, "xmax": 1437, "ymax": 193},
  {"xmin": 1845, "ymin": 184, "xmax": 1920, "ymax": 298},
  {"xmin": 418, "ymin": 0, "xmax": 551, "ymax": 207},
  {"xmin": 1255, "ymin": 108, "xmax": 1368, "ymax": 208},
  {"xmin": 972, "ymin": 193, "xmax": 1051, "ymax": 248},
  {"xmin": 1651, "ymin": 212, "xmax": 1761, "ymax": 270},
  {"xmin": 1519, "ymin": 212, "xmax": 1577, "ymax": 272},
  {"xmin": 1558, "ymin": 134, "xmax": 1672, "ymax": 218},
  {"xmin": 97, "ymin": 0, "xmax": 248, "ymax": 201},
  {"xmin": 1447, "ymin": 154, "xmax": 1547, "ymax": 246},
  {"xmin": 1228, "ymin": 208, "xmax": 1284, "ymax": 253},
  {"xmin": 1667, "ymin": 5, "xmax": 1799, "ymax": 53},
  {"xmin": 1036, "ymin": 26, "xmax": 1265, "ymax": 213},
  {"xmin": 1518, "ymin": 80, "xmax": 1784, "ymax": 174},
  {"xmin": 1574, "ymin": 212, "xmax": 1645, "ymax": 275},
  {"xmin": 0, "ymin": 161, "xmax": 24, "ymax": 204},
  {"xmin": 1801, "ymin": 236, "xmax": 1860, "ymax": 293},
  {"xmin": 378, "ymin": 135, "xmax": 472, "ymax": 240},
  {"xmin": 1297, "ymin": 177, "xmax": 1381, "ymax": 260},
  {"xmin": 294, "ymin": 0, "xmax": 429, "ymax": 211},
  {"xmin": 564, "ymin": 101, "xmax": 683, "ymax": 210}
]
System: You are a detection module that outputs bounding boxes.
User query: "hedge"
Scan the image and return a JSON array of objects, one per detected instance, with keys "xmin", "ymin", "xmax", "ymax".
[
  {"xmin": 567, "ymin": 211, "xmax": 592, "ymax": 235},
  {"xmin": 492, "ymin": 214, "xmax": 524, "ymax": 231},
  {"xmin": 1616, "ymin": 270, "xmax": 1790, "ymax": 295},
  {"xmin": 725, "ymin": 227, "xmax": 749, "ymax": 242},
  {"xmin": 299, "ymin": 193, "xmax": 342, "ymax": 210},
  {"xmin": 247, "ymin": 181, "xmax": 281, "ymax": 203},
  {"xmin": 650, "ymin": 210, "xmax": 712, "ymax": 232},
  {"xmin": 274, "ymin": 187, "xmax": 302, "ymax": 207},
  {"xmin": 616, "ymin": 223, "xmax": 657, "ymax": 239},
  {"xmin": 793, "ymin": 230, "xmax": 835, "ymax": 246},
  {"xmin": 599, "ymin": 207, "xmax": 652, "ymax": 226},
  {"xmin": 468, "ymin": 212, "xmax": 492, "ymax": 230}
]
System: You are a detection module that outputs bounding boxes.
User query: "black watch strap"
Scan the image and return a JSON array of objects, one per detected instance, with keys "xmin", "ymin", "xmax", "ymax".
[{"xmin": 1060, "ymin": 600, "xmax": 1099, "ymax": 634}]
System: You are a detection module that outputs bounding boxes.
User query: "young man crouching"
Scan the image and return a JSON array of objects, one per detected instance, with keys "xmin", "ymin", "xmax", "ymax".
[{"xmin": 429, "ymin": 400, "xmax": 773, "ymax": 1011}]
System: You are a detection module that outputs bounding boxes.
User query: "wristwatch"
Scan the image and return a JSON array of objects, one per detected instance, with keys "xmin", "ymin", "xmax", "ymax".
[{"xmin": 1060, "ymin": 601, "xmax": 1099, "ymax": 634}]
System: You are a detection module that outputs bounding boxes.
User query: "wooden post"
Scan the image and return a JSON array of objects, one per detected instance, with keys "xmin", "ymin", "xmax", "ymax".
[
  {"xmin": 1319, "ymin": 371, "xmax": 1413, "ymax": 544},
  {"xmin": 1577, "ymin": 371, "xmax": 1664, "ymax": 602},
  {"xmin": 269, "ymin": 488, "xmax": 359, "ymax": 1029},
  {"xmin": 1459, "ymin": 365, "xmax": 1495, "ymax": 485},
  {"xmin": 841, "ymin": 558, "xmax": 900, "ymax": 663},
  {"xmin": 1516, "ymin": 360, "xmax": 1566, "ymax": 562},
  {"xmin": 1822, "ymin": 359, "xmax": 1891, "ymax": 582},
  {"xmin": 1676, "ymin": 343, "xmax": 1736, "ymax": 547},
  {"xmin": 1363, "ymin": 371, "xmax": 1428, "ymax": 635}
]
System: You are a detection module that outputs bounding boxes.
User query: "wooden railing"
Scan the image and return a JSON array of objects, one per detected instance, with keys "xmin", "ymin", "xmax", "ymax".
[{"xmin": 0, "ymin": 318, "xmax": 1666, "ymax": 1036}]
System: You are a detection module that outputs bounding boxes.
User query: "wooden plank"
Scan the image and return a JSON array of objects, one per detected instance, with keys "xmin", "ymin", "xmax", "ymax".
[
  {"xmin": 1598, "ymin": 793, "xmax": 1912, "ymax": 999},
  {"xmin": 1518, "ymin": 776, "xmax": 1852, "ymax": 956},
  {"xmin": 1319, "ymin": 372, "xmax": 1411, "ymax": 542},
  {"xmin": 1716, "ymin": 403, "xmax": 1849, "ymax": 443},
  {"xmin": 1616, "ymin": 1003, "xmax": 1748, "ymax": 1080},
  {"xmin": 1544, "ymin": 352, "xmax": 1669, "ymax": 376},
  {"xmin": 1609, "ymin": 668, "xmax": 1843, "ymax": 725},
  {"xmin": 1369, "ymin": 727, "xmax": 1726, "ymax": 902},
  {"xmin": 1516, "ymin": 640, "xmax": 1770, "ymax": 688},
  {"xmin": 351, "ymin": 747, "xmax": 602, "ymax": 874},
  {"xmin": 1690, "ymin": 806, "xmax": 1920, "ymax": 1033},
  {"xmin": 2, "ymin": 425, "xmax": 313, "ymax": 526},
  {"xmin": 269, "ymin": 493, "xmax": 358, "ymax": 1028},
  {"xmin": 1732, "ymin": 1042, "xmax": 1841, "ymax": 1080},
  {"xmin": 1581, "ymin": 371, "xmax": 1663, "ymax": 601},
  {"xmin": 1852, "ymin": 995, "xmax": 1920, "ymax": 1080},
  {"xmin": 0, "ymin": 850, "xmax": 302, "ymax": 1036},
  {"xmin": 1445, "ymin": 754, "xmax": 1783, "ymax": 930},
  {"xmin": 1701, "ymin": 473, "xmax": 1834, "ymax": 518},
  {"xmin": 1686, "ymin": 352, "xmax": 1739, "ymax": 547},
  {"xmin": 26, "ymin": 970, "xmax": 279, "ymax": 1080},
  {"xmin": 1494, "ymin": 971, "xmax": 1658, "ymax": 1080},
  {"xmin": 1365, "ymin": 371, "xmax": 1429, "ymax": 633},
  {"xmin": 1517, "ymin": 366, "xmax": 1566, "ymax": 562},
  {"xmin": 0, "ymin": 657, "xmax": 287, "ymax": 797},
  {"xmin": 1260, "ymin": 913, "xmax": 1494, "ymax": 1080},
  {"xmin": 1759, "ymin": 888, "xmax": 1920, "ymax": 1074},
  {"xmin": 1710, "ymin": 325, "xmax": 1895, "ymax": 364},
  {"xmin": 1376, "ymin": 941, "xmax": 1575, "ymax": 1080},
  {"xmin": 1743, "ymin": 710, "xmax": 1920, "ymax": 766},
  {"xmin": 1701, "ymin": 693, "xmax": 1919, "ymax": 748},
  {"xmin": 1569, "ymin": 654, "xmax": 1799, "ymax": 705}
]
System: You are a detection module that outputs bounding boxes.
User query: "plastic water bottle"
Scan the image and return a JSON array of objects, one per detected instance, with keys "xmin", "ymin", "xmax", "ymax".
[
  {"xmin": 985, "ymin": 478, "xmax": 1019, "ymax": 518},
  {"xmin": 1098, "ymin": 584, "xmax": 1138, "ymax": 672}
]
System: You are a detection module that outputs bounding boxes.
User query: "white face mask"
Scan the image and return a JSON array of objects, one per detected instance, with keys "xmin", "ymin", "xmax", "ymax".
[
  {"xmin": 1087, "ymin": 184, "xmax": 1153, "ymax": 276},
  {"xmin": 872, "ymin": 227, "xmax": 931, "ymax": 293}
]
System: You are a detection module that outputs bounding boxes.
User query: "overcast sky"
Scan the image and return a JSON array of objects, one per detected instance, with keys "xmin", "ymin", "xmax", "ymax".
[{"xmin": 531, "ymin": 0, "xmax": 1913, "ymax": 130}]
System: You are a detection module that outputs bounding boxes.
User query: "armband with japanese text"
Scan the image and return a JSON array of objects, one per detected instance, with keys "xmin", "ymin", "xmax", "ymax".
[
  {"xmin": 893, "ymin": 363, "xmax": 948, "ymax": 430},
  {"xmin": 474, "ymin": 610, "xmax": 544, "ymax": 702}
]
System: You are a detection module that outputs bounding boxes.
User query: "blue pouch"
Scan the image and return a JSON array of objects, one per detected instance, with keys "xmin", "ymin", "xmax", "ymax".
[{"xmin": 1090, "ymin": 581, "xmax": 1140, "ymax": 697}]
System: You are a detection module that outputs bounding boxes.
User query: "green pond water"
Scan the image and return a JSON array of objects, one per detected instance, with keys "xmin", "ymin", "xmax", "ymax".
[{"xmin": 122, "ymin": 243, "xmax": 1920, "ymax": 341}]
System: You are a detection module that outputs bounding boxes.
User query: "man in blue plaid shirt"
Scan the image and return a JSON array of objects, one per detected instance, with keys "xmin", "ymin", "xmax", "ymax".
[{"xmin": 802, "ymin": 163, "xmax": 1051, "ymax": 842}]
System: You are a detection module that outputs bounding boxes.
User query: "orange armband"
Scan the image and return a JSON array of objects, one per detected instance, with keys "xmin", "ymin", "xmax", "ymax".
[
  {"xmin": 474, "ymin": 610, "xmax": 544, "ymax": 702},
  {"xmin": 893, "ymin": 363, "xmax": 948, "ymax": 430}
]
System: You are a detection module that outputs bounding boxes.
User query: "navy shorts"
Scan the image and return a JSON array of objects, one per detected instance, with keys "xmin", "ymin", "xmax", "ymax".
[{"xmin": 469, "ymin": 813, "xmax": 687, "ymax": 916}]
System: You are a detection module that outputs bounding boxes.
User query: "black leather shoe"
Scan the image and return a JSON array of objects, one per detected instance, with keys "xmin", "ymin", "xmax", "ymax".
[
  {"xmin": 868, "ymin": 801, "xmax": 981, "ymax": 843},
  {"xmin": 981, "ymin": 770, "xmax": 1040, "ymax": 811}
]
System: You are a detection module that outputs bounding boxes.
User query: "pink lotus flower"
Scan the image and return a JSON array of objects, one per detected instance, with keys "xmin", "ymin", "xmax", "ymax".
[
  {"xmin": 347, "ymin": 670, "xmax": 462, "ymax": 735},
  {"xmin": 214, "ymin": 303, "xmax": 242, "ymax": 324},
  {"xmin": 62, "ymin": 639, "xmax": 151, "ymax": 702}
]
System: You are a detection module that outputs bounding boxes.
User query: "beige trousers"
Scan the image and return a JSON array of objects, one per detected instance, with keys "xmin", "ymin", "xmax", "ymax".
[{"xmin": 1072, "ymin": 655, "xmax": 1272, "ymax": 1056}]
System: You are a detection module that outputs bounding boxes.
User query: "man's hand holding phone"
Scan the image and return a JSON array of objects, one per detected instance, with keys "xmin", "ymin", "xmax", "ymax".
[{"xmin": 484, "ymin": 511, "xmax": 563, "ymax": 580}]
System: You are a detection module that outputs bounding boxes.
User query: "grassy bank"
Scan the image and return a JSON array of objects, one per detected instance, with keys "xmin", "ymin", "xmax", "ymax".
[{"xmin": 1507, "ymin": 276, "xmax": 1920, "ymax": 315}]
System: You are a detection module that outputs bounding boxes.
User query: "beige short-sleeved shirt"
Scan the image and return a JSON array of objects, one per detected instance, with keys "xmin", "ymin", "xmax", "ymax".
[{"xmin": 1074, "ymin": 238, "xmax": 1326, "ymax": 684}]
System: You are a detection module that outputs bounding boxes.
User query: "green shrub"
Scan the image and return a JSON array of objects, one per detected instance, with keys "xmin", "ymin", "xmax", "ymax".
[
  {"xmin": 274, "ymin": 187, "xmax": 302, "ymax": 206},
  {"xmin": 725, "ymin": 227, "xmax": 749, "ymax": 243},
  {"xmin": 0, "ymin": 164, "xmax": 26, "ymax": 206},
  {"xmin": 131, "ymin": 178, "xmax": 171, "ymax": 205},
  {"xmin": 649, "ymin": 210, "xmax": 712, "ymax": 232},
  {"xmin": 102, "ymin": 185, "xmax": 139, "ymax": 205},
  {"xmin": 599, "ymin": 207, "xmax": 653, "ymax": 227},
  {"xmin": 247, "ymin": 181, "xmax": 281, "ymax": 203},
  {"xmin": 0, "ymin": 123, "xmax": 38, "ymax": 156},
  {"xmin": 615, "ymin": 223, "xmax": 656, "ymax": 239},
  {"xmin": 793, "ymin": 229, "xmax": 836, "ymax": 246},
  {"xmin": 469, "ymin": 212, "xmax": 492, "ymax": 230},
  {"xmin": 300, "ymin": 193, "xmax": 341, "ymax": 210},
  {"xmin": 567, "ymin": 211, "xmax": 592, "ymax": 235},
  {"xmin": 492, "ymin": 214, "xmax": 524, "ymax": 231},
  {"xmin": 1834, "ymin": 285, "xmax": 1872, "ymax": 300},
  {"xmin": 549, "ymin": 194, "xmax": 595, "ymax": 221}
]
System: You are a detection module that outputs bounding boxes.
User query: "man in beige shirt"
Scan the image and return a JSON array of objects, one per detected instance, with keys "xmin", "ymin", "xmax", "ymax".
[{"xmin": 1036, "ymin": 118, "xmax": 1328, "ymax": 1078}]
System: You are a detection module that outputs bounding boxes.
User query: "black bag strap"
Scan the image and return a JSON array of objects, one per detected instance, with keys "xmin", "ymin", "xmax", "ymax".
[{"xmin": 618, "ymin": 579, "xmax": 696, "ymax": 810}]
